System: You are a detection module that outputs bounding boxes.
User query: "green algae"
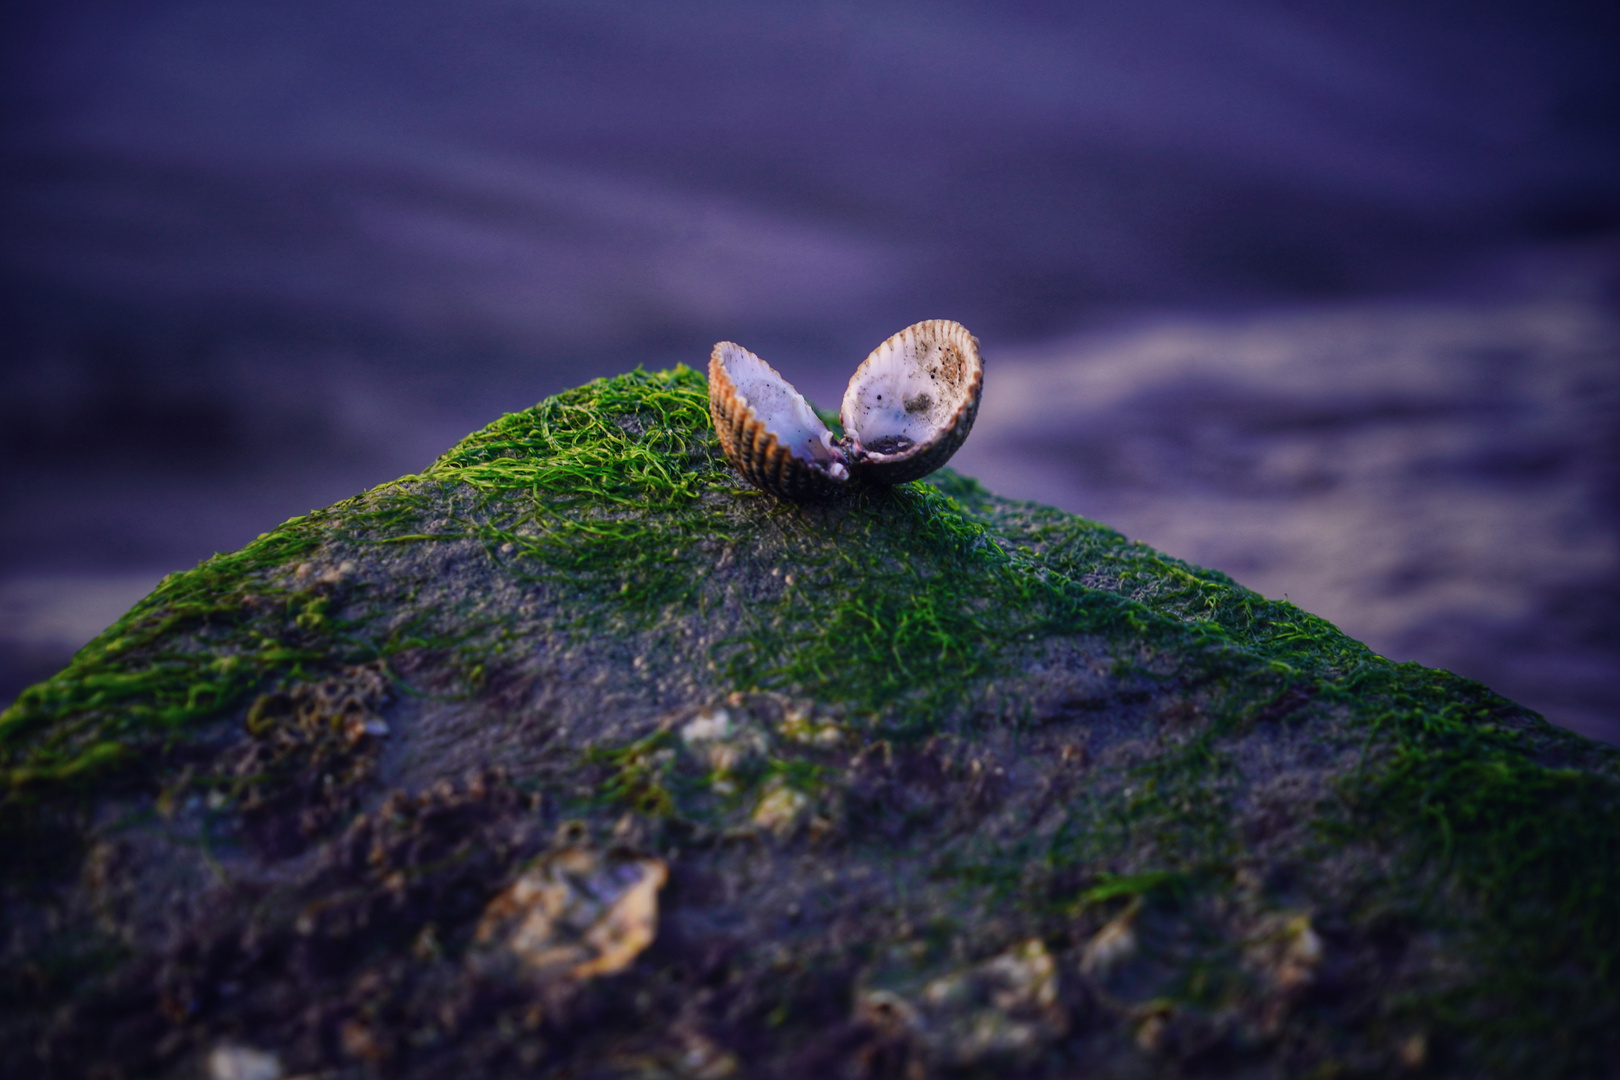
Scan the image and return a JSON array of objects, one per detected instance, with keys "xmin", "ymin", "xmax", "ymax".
[
  {"xmin": 2, "ymin": 364, "xmax": 1618, "ymax": 1075},
  {"xmin": 0, "ymin": 523, "xmax": 329, "ymax": 789}
]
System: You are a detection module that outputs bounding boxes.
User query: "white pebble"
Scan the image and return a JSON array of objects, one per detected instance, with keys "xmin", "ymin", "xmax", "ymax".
[{"xmin": 208, "ymin": 1044, "xmax": 282, "ymax": 1080}]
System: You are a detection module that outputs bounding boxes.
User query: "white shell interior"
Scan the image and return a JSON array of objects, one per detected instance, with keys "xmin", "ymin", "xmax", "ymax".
[
  {"xmin": 716, "ymin": 343, "xmax": 847, "ymax": 478},
  {"xmin": 840, "ymin": 325, "xmax": 974, "ymax": 457}
]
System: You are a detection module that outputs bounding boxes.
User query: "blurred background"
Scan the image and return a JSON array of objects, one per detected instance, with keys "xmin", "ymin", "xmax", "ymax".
[{"xmin": 2, "ymin": 1, "xmax": 1617, "ymax": 742}]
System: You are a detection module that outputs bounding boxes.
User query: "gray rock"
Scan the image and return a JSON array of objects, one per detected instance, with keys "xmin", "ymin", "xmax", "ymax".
[{"xmin": 1, "ymin": 367, "xmax": 1615, "ymax": 1079}]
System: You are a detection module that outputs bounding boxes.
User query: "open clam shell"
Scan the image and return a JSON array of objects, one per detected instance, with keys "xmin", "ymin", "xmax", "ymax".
[
  {"xmin": 709, "ymin": 342, "xmax": 851, "ymax": 500},
  {"xmin": 708, "ymin": 320, "xmax": 982, "ymax": 499},
  {"xmin": 841, "ymin": 320, "xmax": 982, "ymax": 486}
]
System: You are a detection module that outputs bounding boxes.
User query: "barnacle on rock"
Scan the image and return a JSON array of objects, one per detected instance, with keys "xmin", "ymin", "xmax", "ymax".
[{"xmin": 709, "ymin": 320, "xmax": 983, "ymax": 499}]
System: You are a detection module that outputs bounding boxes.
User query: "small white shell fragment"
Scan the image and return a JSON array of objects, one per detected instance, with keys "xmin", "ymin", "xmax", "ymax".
[
  {"xmin": 681, "ymin": 708, "xmax": 732, "ymax": 744},
  {"xmin": 207, "ymin": 1044, "xmax": 283, "ymax": 1080},
  {"xmin": 1079, "ymin": 909, "xmax": 1139, "ymax": 978},
  {"xmin": 680, "ymin": 708, "xmax": 770, "ymax": 777}
]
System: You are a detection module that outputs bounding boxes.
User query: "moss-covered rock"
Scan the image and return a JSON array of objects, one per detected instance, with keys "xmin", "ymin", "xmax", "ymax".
[{"xmin": 2, "ymin": 367, "xmax": 1616, "ymax": 1079}]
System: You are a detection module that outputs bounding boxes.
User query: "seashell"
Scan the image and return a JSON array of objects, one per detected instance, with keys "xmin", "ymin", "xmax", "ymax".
[
  {"xmin": 708, "ymin": 320, "xmax": 982, "ymax": 499},
  {"xmin": 709, "ymin": 341, "xmax": 852, "ymax": 500},
  {"xmin": 841, "ymin": 319, "xmax": 983, "ymax": 486}
]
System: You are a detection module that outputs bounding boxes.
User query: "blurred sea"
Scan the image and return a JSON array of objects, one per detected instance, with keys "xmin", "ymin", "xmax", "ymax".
[{"xmin": 3, "ymin": 1, "xmax": 1617, "ymax": 739}]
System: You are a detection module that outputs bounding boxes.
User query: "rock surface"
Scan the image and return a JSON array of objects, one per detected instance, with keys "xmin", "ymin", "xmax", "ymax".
[{"xmin": 2, "ymin": 368, "xmax": 1617, "ymax": 1079}]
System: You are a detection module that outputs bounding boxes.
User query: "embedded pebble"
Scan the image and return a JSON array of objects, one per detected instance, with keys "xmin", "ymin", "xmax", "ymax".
[
  {"xmin": 1245, "ymin": 911, "xmax": 1323, "ymax": 992},
  {"xmin": 680, "ymin": 706, "xmax": 769, "ymax": 777},
  {"xmin": 681, "ymin": 709, "xmax": 731, "ymax": 744},
  {"xmin": 1080, "ymin": 909, "xmax": 1138, "ymax": 979},
  {"xmin": 207, "ymin": 1044, "xmax": 282, "ymax": 1080},
  {"xmin": 751, "ymin": 780, "xmax": 811, "ymax": 837},
  {"xmin": 477, "ymin": 848, "xmax": 668, "ymax": 980}
]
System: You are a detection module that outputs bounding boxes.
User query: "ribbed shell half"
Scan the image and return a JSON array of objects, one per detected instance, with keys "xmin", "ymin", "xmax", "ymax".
[
  {"xmin": 841, "ymin": 320, "xmax": 982, "ymax": 486},
  {"xmin": 709, "ymin": 342, "xmax": 851, "ymax": 500},
  {"xmin": 708, "ymin": 320, "xmax": 982, "ymax": 500}
]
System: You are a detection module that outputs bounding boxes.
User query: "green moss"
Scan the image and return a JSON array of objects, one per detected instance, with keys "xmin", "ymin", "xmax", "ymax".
[
  {"xmin": 0, "ymin": 521, "xmax": 332, "ymax": 791},
  {"xmin": 423, "ymin": 365, "xmax": 724, "ymax": 616},
  {"xmin": 1342, "ymin": 725, "xmax": 1620, "ymax": 1073},
  {"xmin": 583, "ymin": 728, "xmax": 682, "ymax": 819}
]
